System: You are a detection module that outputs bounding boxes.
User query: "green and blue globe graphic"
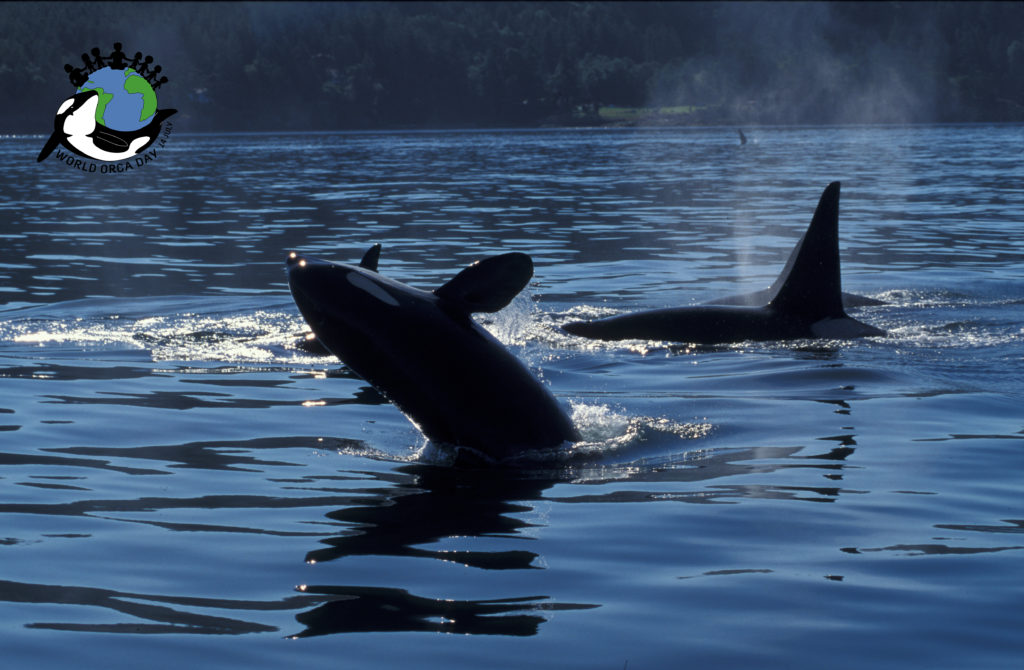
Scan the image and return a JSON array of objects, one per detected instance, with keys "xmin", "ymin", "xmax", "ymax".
[{"xmin": 78, "ymin": 66, "xmax": 158, "ymax": 131}]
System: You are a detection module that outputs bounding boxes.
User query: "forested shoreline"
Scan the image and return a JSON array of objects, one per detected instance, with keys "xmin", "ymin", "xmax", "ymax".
[{"xmin": 4, "ymin": 1, "xmax": 1023, "ymax": 133}]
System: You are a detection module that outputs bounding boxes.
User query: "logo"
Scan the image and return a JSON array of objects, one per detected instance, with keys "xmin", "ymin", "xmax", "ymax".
[{"xmin": 38, "ymin": 42, "xmax": 176, "ymax": 172}]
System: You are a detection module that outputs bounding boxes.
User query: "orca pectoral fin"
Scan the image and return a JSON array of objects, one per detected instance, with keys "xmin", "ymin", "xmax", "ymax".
[
  {"xmin": 359, "ymin": 244, "xmax": 382, "ymax": 271},
  {"xmin": 91, "ymin": 128, "xmax": 131, "ymax": 153},
  {"xmin": 434, "ymin": 252, "xmax": 533, "ymax": 313},
  {"xmin": 37, "ymin": 131, "xmax": 62, "ymax": 162}
]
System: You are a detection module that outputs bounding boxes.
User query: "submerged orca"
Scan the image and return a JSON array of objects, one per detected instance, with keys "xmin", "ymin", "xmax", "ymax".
[
  {"xmin": 562, "ymin": 182, "xmax": 885, "ymax": 344},
  {"xmin": 287, "ymin": 245, "xmax": 579, "ymax": 461},
  {"xmin": 37, "ymin": 89, "xmax": 176, "ymax": 163}
]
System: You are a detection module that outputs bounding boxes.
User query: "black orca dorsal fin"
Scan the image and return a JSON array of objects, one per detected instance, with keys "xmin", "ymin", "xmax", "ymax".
[
  {"xmin": 153, "ymin": 108, "xmax": 177, "ymax": 124},
  {"xmin": 767, "ymin": 181, "xmax": 846, "ymax": 318},
  {"xmin": 434, "ymin": 252, "xmax": 533, "ymax": 314},
  {"xmin": 359, "ymin": 243, "xmax": 382, "ymax": 271}
]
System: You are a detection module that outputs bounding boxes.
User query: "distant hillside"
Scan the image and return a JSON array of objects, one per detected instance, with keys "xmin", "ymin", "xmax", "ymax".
[{"xmin": 6, "ymin": 1, "xmax": 1023, "ymax": 133}]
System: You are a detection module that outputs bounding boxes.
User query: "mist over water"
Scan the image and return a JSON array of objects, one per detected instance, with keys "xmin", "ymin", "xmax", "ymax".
[
  {"xmin": 1, "ymin": 125, "xmax": 1023, "ymax": 668},
  {"xmin": 646, "ymin": 3, "xmax": 955, "ymax": 125}
]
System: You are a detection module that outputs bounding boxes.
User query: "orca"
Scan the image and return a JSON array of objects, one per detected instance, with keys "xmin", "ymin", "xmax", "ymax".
[
  {"xmin": 37, "ymin": 90, "xmax": 176, "ymax": 163},
  {"xmin": 562, "ymin": 182, "xmax": 885, "ymax": 344},
  {"xmin": 287, "ymin": 245, "xmax": 580, "ymax": 461},
  {"xmin": 710, "ymin": 286, "xmax": 884, "ymax": 309}
]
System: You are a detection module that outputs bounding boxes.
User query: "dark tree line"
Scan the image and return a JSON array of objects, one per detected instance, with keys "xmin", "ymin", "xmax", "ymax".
[{"xmin": 5, "ymin": 1, "xmax": 1023, "ymax": 133}]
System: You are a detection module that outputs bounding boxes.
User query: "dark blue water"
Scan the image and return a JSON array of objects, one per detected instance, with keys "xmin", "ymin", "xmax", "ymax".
[{"xmin": 1, "ymin": 126, "xmax": 1022, "ymax": 668}]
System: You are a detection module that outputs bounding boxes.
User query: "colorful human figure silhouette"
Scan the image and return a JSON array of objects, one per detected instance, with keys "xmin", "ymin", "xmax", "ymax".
[
  {"xmin": 136, "ymin": 55, "xmax": 153, "ymax": 76},
  {"xmin": 90, "ymin": 47, "xmax": 106, "ymax": 69},
  {"xmin": 109, "ymin": 42, "xmax": 127, "ymax": 69},
  {"xmin": 65, "ymin": 63, "xmax": 88, "ymax": 87}
]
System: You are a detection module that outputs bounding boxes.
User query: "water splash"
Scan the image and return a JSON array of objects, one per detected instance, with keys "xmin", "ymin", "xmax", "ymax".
[
  {"xmin": 475, "ymin": 291, "xmax": 537, "ymax": 348},
  {"xmin": 409, "ymin": 401, "xmax": 712, "ymax": 470},
  {"xmin": 1, "ymin": 298, "xmax": 317, "ymax": 364},
  {"xmin": 569, "ymin": 401, "xmax": 713, "ymax": 452}
]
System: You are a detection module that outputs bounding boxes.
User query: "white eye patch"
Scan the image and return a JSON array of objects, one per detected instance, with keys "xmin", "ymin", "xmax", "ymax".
[
  {"xmin": 58, "ymin": 97, "xmax": 76, "ymax": 115},
  {"xmin": 346, "ymin": 272, "xmax": 399, "ymax": 307}
]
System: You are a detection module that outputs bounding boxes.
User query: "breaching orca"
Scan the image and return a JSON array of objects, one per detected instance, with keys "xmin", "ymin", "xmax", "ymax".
[
  {"xmin": 37, "ymin": 89, "xmax": 176, "ymax": 163},
  {"xmin": 562, "ymin": 182, "xmax": 885, "ymax": 344},
  {"xmin": 287, "ymin": 245, "xmax": 580, "ymax": 461}
]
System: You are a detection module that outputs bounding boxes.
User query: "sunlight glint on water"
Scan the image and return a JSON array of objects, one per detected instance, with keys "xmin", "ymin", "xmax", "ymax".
[{"xmin": 0, "ymin": 126, "xmax": 1022, "ymax": 669}]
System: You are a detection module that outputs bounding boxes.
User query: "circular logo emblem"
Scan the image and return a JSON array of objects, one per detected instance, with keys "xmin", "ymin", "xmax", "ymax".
[{"xmin": 38, "ymin": 43, "xmax": 176, "ymax": 165}]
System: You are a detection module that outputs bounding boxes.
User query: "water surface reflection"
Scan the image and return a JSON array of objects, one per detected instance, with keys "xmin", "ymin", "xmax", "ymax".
[
  {"xmin": 291, "ymin": 586, "xmax": 597, "ymax": 638},
  {"xmin": 306, "ymin": 465, "xmax": 551, "ymax": 569}
]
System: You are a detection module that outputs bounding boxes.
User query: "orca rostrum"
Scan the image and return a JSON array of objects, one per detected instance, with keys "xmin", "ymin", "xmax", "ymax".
[
  {"xmin": 562, "ymin": 182, "xmax": 885, "ymax": 344},
  {"xmin": 287, "ymin": 245, "xmax": 580, "ymax": 461}
]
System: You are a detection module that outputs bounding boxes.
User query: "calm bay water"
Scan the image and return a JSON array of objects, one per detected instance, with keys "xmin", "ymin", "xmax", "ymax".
[{"xmin": 1, "ymin": 125, "xmax": 1022, "ymax": 668}]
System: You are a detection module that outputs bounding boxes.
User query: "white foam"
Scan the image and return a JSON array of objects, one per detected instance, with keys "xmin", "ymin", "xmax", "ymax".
[{"xmin": 3, "ymin": 307, "xmax": 315, "ymax": 364}]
